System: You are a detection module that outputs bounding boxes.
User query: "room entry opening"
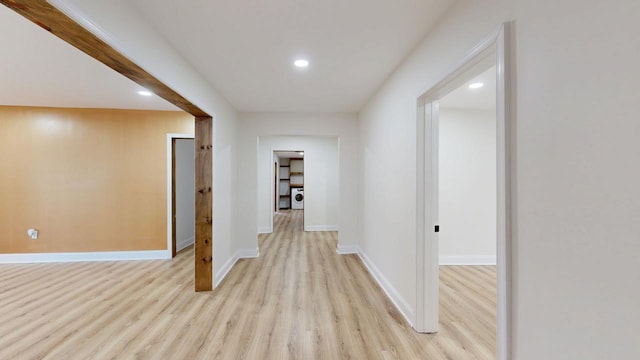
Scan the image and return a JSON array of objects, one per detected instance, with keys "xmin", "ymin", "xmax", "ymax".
[
  {"xmin": 258, "ymin": 135, "xmax": 340, "ymax": 238},
  {"xmin": 438, "ymin": 65, "xmax": 498, "ymax": 356},
  {"xmin": 168, "ymin": 135, "xmax": 196, "ymax": 258},
  {"xmin": 415, "ymin": 24, "xmax": 513, "ymax": 360},
  {"xmin": 274, "ymin": 150, "xmax": 305, "ymax": 230}
]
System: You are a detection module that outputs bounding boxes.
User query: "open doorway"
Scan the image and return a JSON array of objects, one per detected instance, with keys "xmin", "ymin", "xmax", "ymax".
[
  {"xmin": 438, "ymin": 66, "xmax": 498, "ymax": 357},
  {"xmin": 274, "ymin": 151, "xmax": 305, "ymax": 230},
  {"xmin": 167, "ymin": 134, "xmax": 195, "ymax": 258},
  {"xmin": 416, "ymin": 24, "xmax": 512, "ymax": 360},
  {"xmin": 438, "ymin": 67, "xmax": 497, "ymax": 266},
  {"xmin": 257, "ymin": 135, "xmax": 339, "ymax": 236}
]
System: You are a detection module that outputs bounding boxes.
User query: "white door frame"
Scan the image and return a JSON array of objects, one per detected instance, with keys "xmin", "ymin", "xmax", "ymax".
[
  {"xmin": 416, "ymin": 23, "xmax": 513, "ymax": 360},
  {"xmin": 268, "ymin": 148, "xmax": 276, "ymax": 233},
  {"xmin": 167, "ymin": 133, "xmax": 195, "ymax": 257},
  {"xmin": 269, "ymin": 150, "xmax": 308, "ymax": 232}
]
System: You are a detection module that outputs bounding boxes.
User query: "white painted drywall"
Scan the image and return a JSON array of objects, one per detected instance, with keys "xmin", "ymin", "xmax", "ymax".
[
  {"xmin": 58, "ymin": 0, "xmax": 239, "ymax": 285},
  {"xmin": 273, "ymin": 153, "xmax": 280, "ymax": 210},
  {"xmin": 258, "ymin": 136, "xmax": 339, "ymax": 232},
  {"xmin": 175, "ymin": 139, "xmax": 195, "ymax": 251},
  {"xmin": 46, "ymin": 0, "xmax": 640, "ymax": 357},
  {"xmin": 358, "ymin": 0, "xmax": 640, "ymax": 358},
  {"xmin": 439, "ymin": 108, "xmax": 496, "ymax": 263},
  {"xmin": 236, "ymin": 113, "xmax": 359, "ymax": 251}
]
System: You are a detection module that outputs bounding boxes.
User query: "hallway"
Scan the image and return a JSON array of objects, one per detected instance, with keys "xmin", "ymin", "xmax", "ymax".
[
  {"xmin": 0, "ymin": 210, "xmax": 495, "ymax": 359},
  {"xmin": 255, "ymin": 210, "xmax": 496, "ymax": 359}
]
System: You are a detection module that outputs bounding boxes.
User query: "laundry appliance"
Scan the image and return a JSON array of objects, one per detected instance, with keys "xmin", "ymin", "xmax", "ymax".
[{"xmin": 291, "ymin": 188, "xmax": 304, "ymax": 210}]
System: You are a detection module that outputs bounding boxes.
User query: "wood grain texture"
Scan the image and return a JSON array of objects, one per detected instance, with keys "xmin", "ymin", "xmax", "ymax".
[
  {"xmin": 194, "ymin": 116, "xmax": 213, "ymax": 291},
  {"xmin": 0, "ymin": 106, "xmax": 193, "ymax": 253},
  {"xmin": 0, "ymin": 210, "xmax": 495, "ymax": 359},
  {"xmin": 0, "ymin": 0, "xmax": 208, "ymax": 117}
]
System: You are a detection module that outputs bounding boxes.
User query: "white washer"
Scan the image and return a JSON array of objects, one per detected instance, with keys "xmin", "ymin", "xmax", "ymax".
[{"xmin": 291, "ymin": 188, "xmax": 304, "ymax": 209}]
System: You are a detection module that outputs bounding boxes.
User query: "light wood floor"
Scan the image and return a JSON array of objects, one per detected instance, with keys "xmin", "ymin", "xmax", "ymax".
[{"xmin": 0, "ymin": 210, "xmax": 495, "ymax": 359}]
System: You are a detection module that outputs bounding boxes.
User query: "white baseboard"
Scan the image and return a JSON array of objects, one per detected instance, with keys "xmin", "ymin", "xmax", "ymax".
[
  {"xmin": 258, "ymin": 226, "xmax": 272, "ymax": 234},
  {"xmin": 336, "ymin": 244, "xmax": 359, "ymax": 254},
  {"xmin": 348, "ymin": 247, "xmax": 415, "ymax": 328},
  {"xmin": 440, "ymin": 255, "xmax": 497, "ymax": 265},
  {"xmin": 304, "ymin": 225, "xmax": 339, "ymax": 232},
  {"xmin": 0, "ymin": 250, "xmax": 170, "ymax": 263},
  {"xmin": 176, "ymin": 236, "xmax": 195, "ymax": 252},
  {"xmin": 236, "ymin": 247, "xmax": 260, "ymax": 258},
  {"xmin": 214, "ymin": 253, "xmax": 239, "ymax": 289},
  {"xmin": 214, "ymin": 247, "xmax": 260, "ymax": 288}
]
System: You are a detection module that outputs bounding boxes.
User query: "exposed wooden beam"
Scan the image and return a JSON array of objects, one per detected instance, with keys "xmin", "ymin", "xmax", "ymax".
[
  {"xmin": 194, "ymin": 116, "xmax": 213, "ymax": 291},
  {"xmin": 0, "ymin": 0, "xmax": 209, "ymax": 118}
]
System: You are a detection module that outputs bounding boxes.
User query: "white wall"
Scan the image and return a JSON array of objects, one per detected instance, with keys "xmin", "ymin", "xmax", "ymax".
[
  {"xmin": 273, "ymin": 153, "xmax": 280, "ymax": 210},
  {"xmin": 60, "ymin": 0, "xmax": 238, "ymax": 285},
  {"xmin": 439, "ymin": 109, "xmax": 496, "ymax": 264},
  {"xmin": 358, "ymin": 0, "xmax": 640, "ymax": 359},
  {"xmin": 175, "ymin": 139, "xmax": 195, "ymax": 251},
  {"xmin": 237, "ymin": 113, "xmax": 359, "ymax": 252},
  {"xmin": 258, "ymin": 137, "xmax": 339, "ymax": 232}
]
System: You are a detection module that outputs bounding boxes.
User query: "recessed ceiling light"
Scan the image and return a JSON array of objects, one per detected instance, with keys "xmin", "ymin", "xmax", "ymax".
[
  {"xmin": 138, "ymin": 90, "xmax": 153, "ymax": 96},
  {"xmin": 294, "ymin": 59, "xmax": 309, "ymax": 68},
  {"xmin": 468, "ymin": 82, "xmax": 484, "ymax": 89}
]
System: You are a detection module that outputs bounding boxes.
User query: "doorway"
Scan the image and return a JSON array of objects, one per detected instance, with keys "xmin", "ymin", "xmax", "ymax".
[
  {"xmin": 167, "ymin": 134, "xmax": 195, "ymax": 258},
  {"xmin": 274, "ymin": 150, "xmax": 305, "ymax": 230},
  {"xmin": 415, "ymin": 24, "xmax": 512, "ymax": 360},
  {"xmin": 258, "ymin": 135, "xmax": 339, "ymax": 236},
  {"xmin": 438, "ymin": 65, "xmax": 498, "ymax": 357},
  {"xmin": 439, "ymin": 66, "xmax": 497, "ymax": 267}
]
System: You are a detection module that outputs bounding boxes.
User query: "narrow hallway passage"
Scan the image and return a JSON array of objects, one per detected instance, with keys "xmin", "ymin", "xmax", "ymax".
[
  {"xmin": 0, "ymin": 209, "xmax": 495, "ymax": 359},
  {"xmin": 227, "ymin": 209, "xmax": 496, "ymax": 359}
]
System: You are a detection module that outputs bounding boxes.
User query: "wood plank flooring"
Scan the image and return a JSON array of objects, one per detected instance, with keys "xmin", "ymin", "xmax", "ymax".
[{"xmin": 0, "ymin": 210, "xmax": 495, "ymax": 359}]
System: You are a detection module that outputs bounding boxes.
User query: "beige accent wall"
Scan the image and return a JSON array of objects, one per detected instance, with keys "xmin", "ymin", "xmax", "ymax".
[{"xmin": 0, "ymin": 106, "xmax": 193, "ymax": 253}]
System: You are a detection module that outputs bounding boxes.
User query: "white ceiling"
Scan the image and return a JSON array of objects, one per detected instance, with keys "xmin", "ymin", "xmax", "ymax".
[
  {"xmin": 1, "ymin": 0, "xmax": 456, "ymax": 113},
  {"xmin": 439, "ymin": 66, "xmax": 497, "ymax": 110},
  {"xmin": 130, "ymin": 0, "xmax": 455, "ymax": 112},
  {"xmin": 0, "ymin": 5, "xmax": 178, "ymax": 111}
]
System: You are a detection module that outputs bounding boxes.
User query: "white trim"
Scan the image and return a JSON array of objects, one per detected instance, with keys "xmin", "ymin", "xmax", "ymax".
[
  {"xmin": 0, "ymin": 250, "xmax": 169, "ymax": 263},
  {"xmin": 214, "ymin": 247, "xmax": 260, "ymax": 288},
  {"xmin": 416, "ymin": 23, "xmax": 512, "ymax": 360},
  {"xmin": 237, "ymin": 247, "xmax": 260, "ymax": 258},
  {"xmin": 167, "ymin": 133, "xmax": 195, "ymax": 255},
  {"xmin": 269, "ymin": 147, "xmax": 275, "ymax": 234},
  {"xmin": 176, "ymin": 236, "xmax": 195, "ymax": 253},
  {"xmin": 214, "ymin": 253, "xmax": 238, "ymax": 288},
  {"xmin": 257, "ymin": 227, "xmax": 272, "ymax": 234},
  {"xmin": 416, "ymin": 94, "xmax": 427, "ymax": 332},
  {"xmin": 495, "ymin": 24, "xmax": 513, "ymax": 360},
  {"xmin": 336, "ymin": 244, "xmax": 359, "ymax": 254},
  {"xmin": 303, "ymin": 157, "xmax": 308, "ymax": 228},
  {"xmin": 304, "ymin": 225, "xmax": 339, "ymax": 232},
  {"xmin": 355, "ymin": 247, "xmax": 415, "ymax": 327},
  {"xmin": 440, "ymin": 256, "xmax": 497, "ymax": 266}
]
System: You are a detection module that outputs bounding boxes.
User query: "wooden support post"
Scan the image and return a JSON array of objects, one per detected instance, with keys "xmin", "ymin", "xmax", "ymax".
[{"xmin": 194, "ymin": 116, "xmax": 213, "ymax": 291}]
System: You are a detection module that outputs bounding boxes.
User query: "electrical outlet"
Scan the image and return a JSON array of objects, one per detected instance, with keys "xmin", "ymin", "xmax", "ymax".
[{"xmin": 27, "ymin": 228, "xmax": 39, "ymax": 240}]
